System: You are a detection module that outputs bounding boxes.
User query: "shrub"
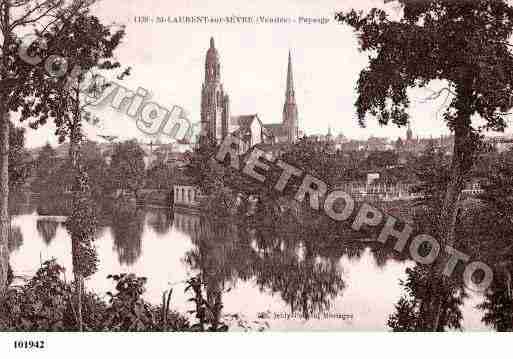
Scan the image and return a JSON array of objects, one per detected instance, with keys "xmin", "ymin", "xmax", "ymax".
[{"xmin": 0, "ymin": 261, "xmax": 199, "ymax": 332}]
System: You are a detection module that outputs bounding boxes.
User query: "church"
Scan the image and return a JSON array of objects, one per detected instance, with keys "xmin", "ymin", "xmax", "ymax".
[{"xmin": 200, "ymin": 37, "xmax": 300, "ymax": 153}]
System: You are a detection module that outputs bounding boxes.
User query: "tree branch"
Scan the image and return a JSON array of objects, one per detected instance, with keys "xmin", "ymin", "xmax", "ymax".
[
  {"xmin": 420, "ymin": 87, "xmax": 457, "ymax": 103},
  {"xmin": 10, "ymin": 0, "xmax": 63, "ymax": 30}
]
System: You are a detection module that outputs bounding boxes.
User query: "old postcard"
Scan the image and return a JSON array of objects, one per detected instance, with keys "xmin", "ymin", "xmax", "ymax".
[{"xmin": 1, "ymin": 0, "xmax": 513, "ymax": 354}]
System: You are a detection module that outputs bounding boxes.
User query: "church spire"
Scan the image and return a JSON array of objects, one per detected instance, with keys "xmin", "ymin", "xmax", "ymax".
[
  {"xmin": 283, "ymin": 50, "xmax": 298, "ymax": 143},
  {"xmin": 285, "ymin": 50, "xmax": 295, "ymax": 103}
]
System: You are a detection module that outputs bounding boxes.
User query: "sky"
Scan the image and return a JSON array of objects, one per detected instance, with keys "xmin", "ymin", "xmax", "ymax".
[{"xmin": 17, "ymin": 0, "xmax": 513, "ymax": 148}]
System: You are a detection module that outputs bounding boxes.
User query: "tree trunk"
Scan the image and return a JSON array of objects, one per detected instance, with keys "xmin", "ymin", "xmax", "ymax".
[
  {"xmin": 0, "ymin": 107, "xmax": 9, "ymax": 295},
  {"xmin": 431, "ymin": 85, "xmax": 476, "ymax": 331},
  {"xmin": 69, "ymin": 133, "xmax": 84, "ymax": 331},
  {"xmin": 0, "ymin": 0, "xmax": 11, "ymax": 295},
  {"xmin": 70, "ymin": 88, "xmax": 84, "ymax": 331}
]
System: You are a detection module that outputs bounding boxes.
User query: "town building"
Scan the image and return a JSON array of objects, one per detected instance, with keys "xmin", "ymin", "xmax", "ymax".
[
  {"xmin": 173, "ymin": 184, "xmax": 201, "ymax": 210},
  {"xmin": 395, "ymin": 123, "xmax": 454, "ymax": 162},
  {"xmin": 199, "ymin": 37, "xmax": 300, "ymax": 151}
]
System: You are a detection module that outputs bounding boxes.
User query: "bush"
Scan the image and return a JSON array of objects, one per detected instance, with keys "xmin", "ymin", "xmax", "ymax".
[
  {"xmin": 103, "ymin": 273, "xmax": 189, "ymax": 331},
  {"xmin": 0, "ymin": 260, "xmax": 77, "ymax": 331},
  {"xmin": 0, "ymin": 260, "xmax": 195, "ymax": 332}
]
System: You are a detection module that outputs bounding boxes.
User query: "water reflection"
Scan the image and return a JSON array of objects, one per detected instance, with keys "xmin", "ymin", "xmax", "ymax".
[
  {"xmin": 8, "ymin": 198, "xmax": 491, "ymax": 330},
  {"xmin": 110, "ymin": 205, "xmax": 145, "ymax": 266},
  {"xmin": 147, "ymin": 209, "xmax": 173, "ymax": 236},
  {"xmin": 36, "ymin": 219, "xmax": 59, "ymax": 246},
  {"xmin": 8, "ymin": 225, "xmax": 23, "ymax": 253},
  {"xmin": 183, "ymin": 218, "xmax": 244, "ymax": 326},
  {"xmin": 251, "ymin": 230, "xmax": 345, "ymax": 319},
  {"xmin": 178, "ymin": 212, "xmax": 405, "ymax": 321}
]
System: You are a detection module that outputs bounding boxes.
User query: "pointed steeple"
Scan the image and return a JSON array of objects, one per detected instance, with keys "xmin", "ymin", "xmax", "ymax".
[
  {"xmin": 285, "ymin": 50, "xmax": 295, "ymax": 103},
  {"xmin": 283, "ymin": 50, "xmax": 298, "ymax": 143}
]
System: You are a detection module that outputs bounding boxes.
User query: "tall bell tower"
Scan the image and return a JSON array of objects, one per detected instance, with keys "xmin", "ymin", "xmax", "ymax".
[{"xmin": 201, "ymin": 37, "xmax": 230, "ymax": 145}]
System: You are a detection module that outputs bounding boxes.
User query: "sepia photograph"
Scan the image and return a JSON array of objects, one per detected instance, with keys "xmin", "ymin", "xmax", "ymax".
[{"xmin": 1, "ymin": 0, "xmax": 513, "ymax": 356}]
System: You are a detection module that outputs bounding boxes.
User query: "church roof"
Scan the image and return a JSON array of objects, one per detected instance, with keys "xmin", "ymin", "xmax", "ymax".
[
  {"xmin": 263, "ymin": 123, "xmax": 288, "ymax": 137},
  {"xmin": 229, "ymin": 115, "xmax": 262, "ymax": 140},
  {"xmin": 230, "ymin": 114, "xmax": 258, "ymax": 128}
]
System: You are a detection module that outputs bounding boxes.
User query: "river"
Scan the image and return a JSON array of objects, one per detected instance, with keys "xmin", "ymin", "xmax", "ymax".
[{"xmin": 8, "ymin": 199, "xmax": 490, "ymax": 331}]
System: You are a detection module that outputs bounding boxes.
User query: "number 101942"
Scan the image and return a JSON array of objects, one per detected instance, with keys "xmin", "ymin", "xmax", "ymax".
[{"xmin": 14, "ymin": 340, "xmax": 45, "ymax": 349}]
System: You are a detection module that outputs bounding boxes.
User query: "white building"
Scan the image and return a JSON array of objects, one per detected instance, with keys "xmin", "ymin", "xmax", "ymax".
[{"xmin": 173, "ymin": 184, "xmax": 201, "ymax": 209}]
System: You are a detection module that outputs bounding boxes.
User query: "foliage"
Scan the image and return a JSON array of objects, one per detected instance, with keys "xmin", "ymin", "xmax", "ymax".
[
  {"xmin": 477, "ymin": 272, "xmax": 513, "ymax": 332},
  {"xmin": 8, "ymin": 122, "xmax": 31, "ymax": 191},
  {"xmin": 145, "ymin": 160, "xmax": 183, "ymax": 191},
  {"xmin": 387, "ymin": 297, "xmax": 419, "ymax": 331},
  {"xmin": 0, "ymin": 260, "xmax": 76, "ymax": 331},
  {"xmin": 336, "ymin": 1, "xmax": 513, "ymax": 134},
  {"xmin": 185, "ymin": 275, "xmax": 228, "ymax": 332},
  {"xmin": 102, "ymin": 273, "xmax": 189, "ymax": 331},
  {"xmin": 185, "ymin": 142, "xmax": 222, "ymax": 195},
  {"xmin": 410, "ymin": 142, "xmax": 450, "ymax": 231},
  {"xmin": 104, "ymin": 274, "xmax": 158, "ymax": 331},
  {"xmin": 80, "ymin": 140, "xmax": 111, "ymax": 199},
  {"xmin": 65, "ymin": 168, "xmax": 98, "ymax": 279},
  {"xmin": 336, "ymin": 2, "xmax": 513, "ymax": 285},
  {"xmin": 32, "ymin": 141, "xmax": 111, "ymax": 200},
  {"xmin": 388, "ymin": 265, "xmax": 466, "ymax": 332},
  {"xmin": 31, "ymin": 143, "xmax": 59, "ymax": 194},
  {"xmin": 479, "ymin": 149, "xmax": 513, "ymax": 226},
  {"xmin": 21, "ymin": 11, "xmax": 125, "ymax": 139},
  {"xmin": 0, "ymin": 261, "xmax": 193, "ymax": 332},
  {"xmin": 103, "ymin": 273, "xmax": 229, "ymax": 331},
  {"xmin": 110, "ymin": 140, "xmax": 146, "ymax": 197},
  {"xmin": 0, "ymin": 0, "xmax": 104, "ymax": 295},
  {"xmin": 185, "ymin": 143, "xmax": 243, "ymax": 216},
  {"xmin": 364, "ymin": 150, "xmax": 398, "ymax": 169}
]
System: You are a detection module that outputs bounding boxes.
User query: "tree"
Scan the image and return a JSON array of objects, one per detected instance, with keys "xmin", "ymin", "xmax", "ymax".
[
  {"xmin": 146, "ymin": 160, "xmax": 178, "ymax": 190},
  {"xmin": 337, "ymin": 0, "xmax": 513, "ymax": 330},
  {"xmin": 28, "ymin": 10, "xmax": 126, "ymax": 331},
  {"xmin": 80, "ymin": 140, "xmax": 110, "ymax": 199},
  {"xmin": 9, "ymin": 121, "xmax": 30, "ymax": 191},
  {"xmin": 388, "ymin": 265, "xmax": 466, "ymax": 331},
  {"xmin": 31, "ymin": 12, "xmax": 125, "ymax": 167},
  {"xmin": 0, "ymin": 0, "xmax": 97, "ymax": 294},
  {"xmin": 364, "ymin": 150, "xmax": 398, "ymax": 169},
  {"xmin": 477, "ymin": 271, "xmax": 513, "ymax": 332},
  {"xmin": 110, "ymin": 140, "xmax": 146, "ymax": 198},
  {"xmin": 412, "ymin": 141, "xmax": 450, "ymax": 230},
  {"xmin": 64, "ymin": 166, "xmax": 98, "ymax": 331},
  {"xmin": 32, "ymin": 143, "xmax": 58, "ymax": 193}
]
